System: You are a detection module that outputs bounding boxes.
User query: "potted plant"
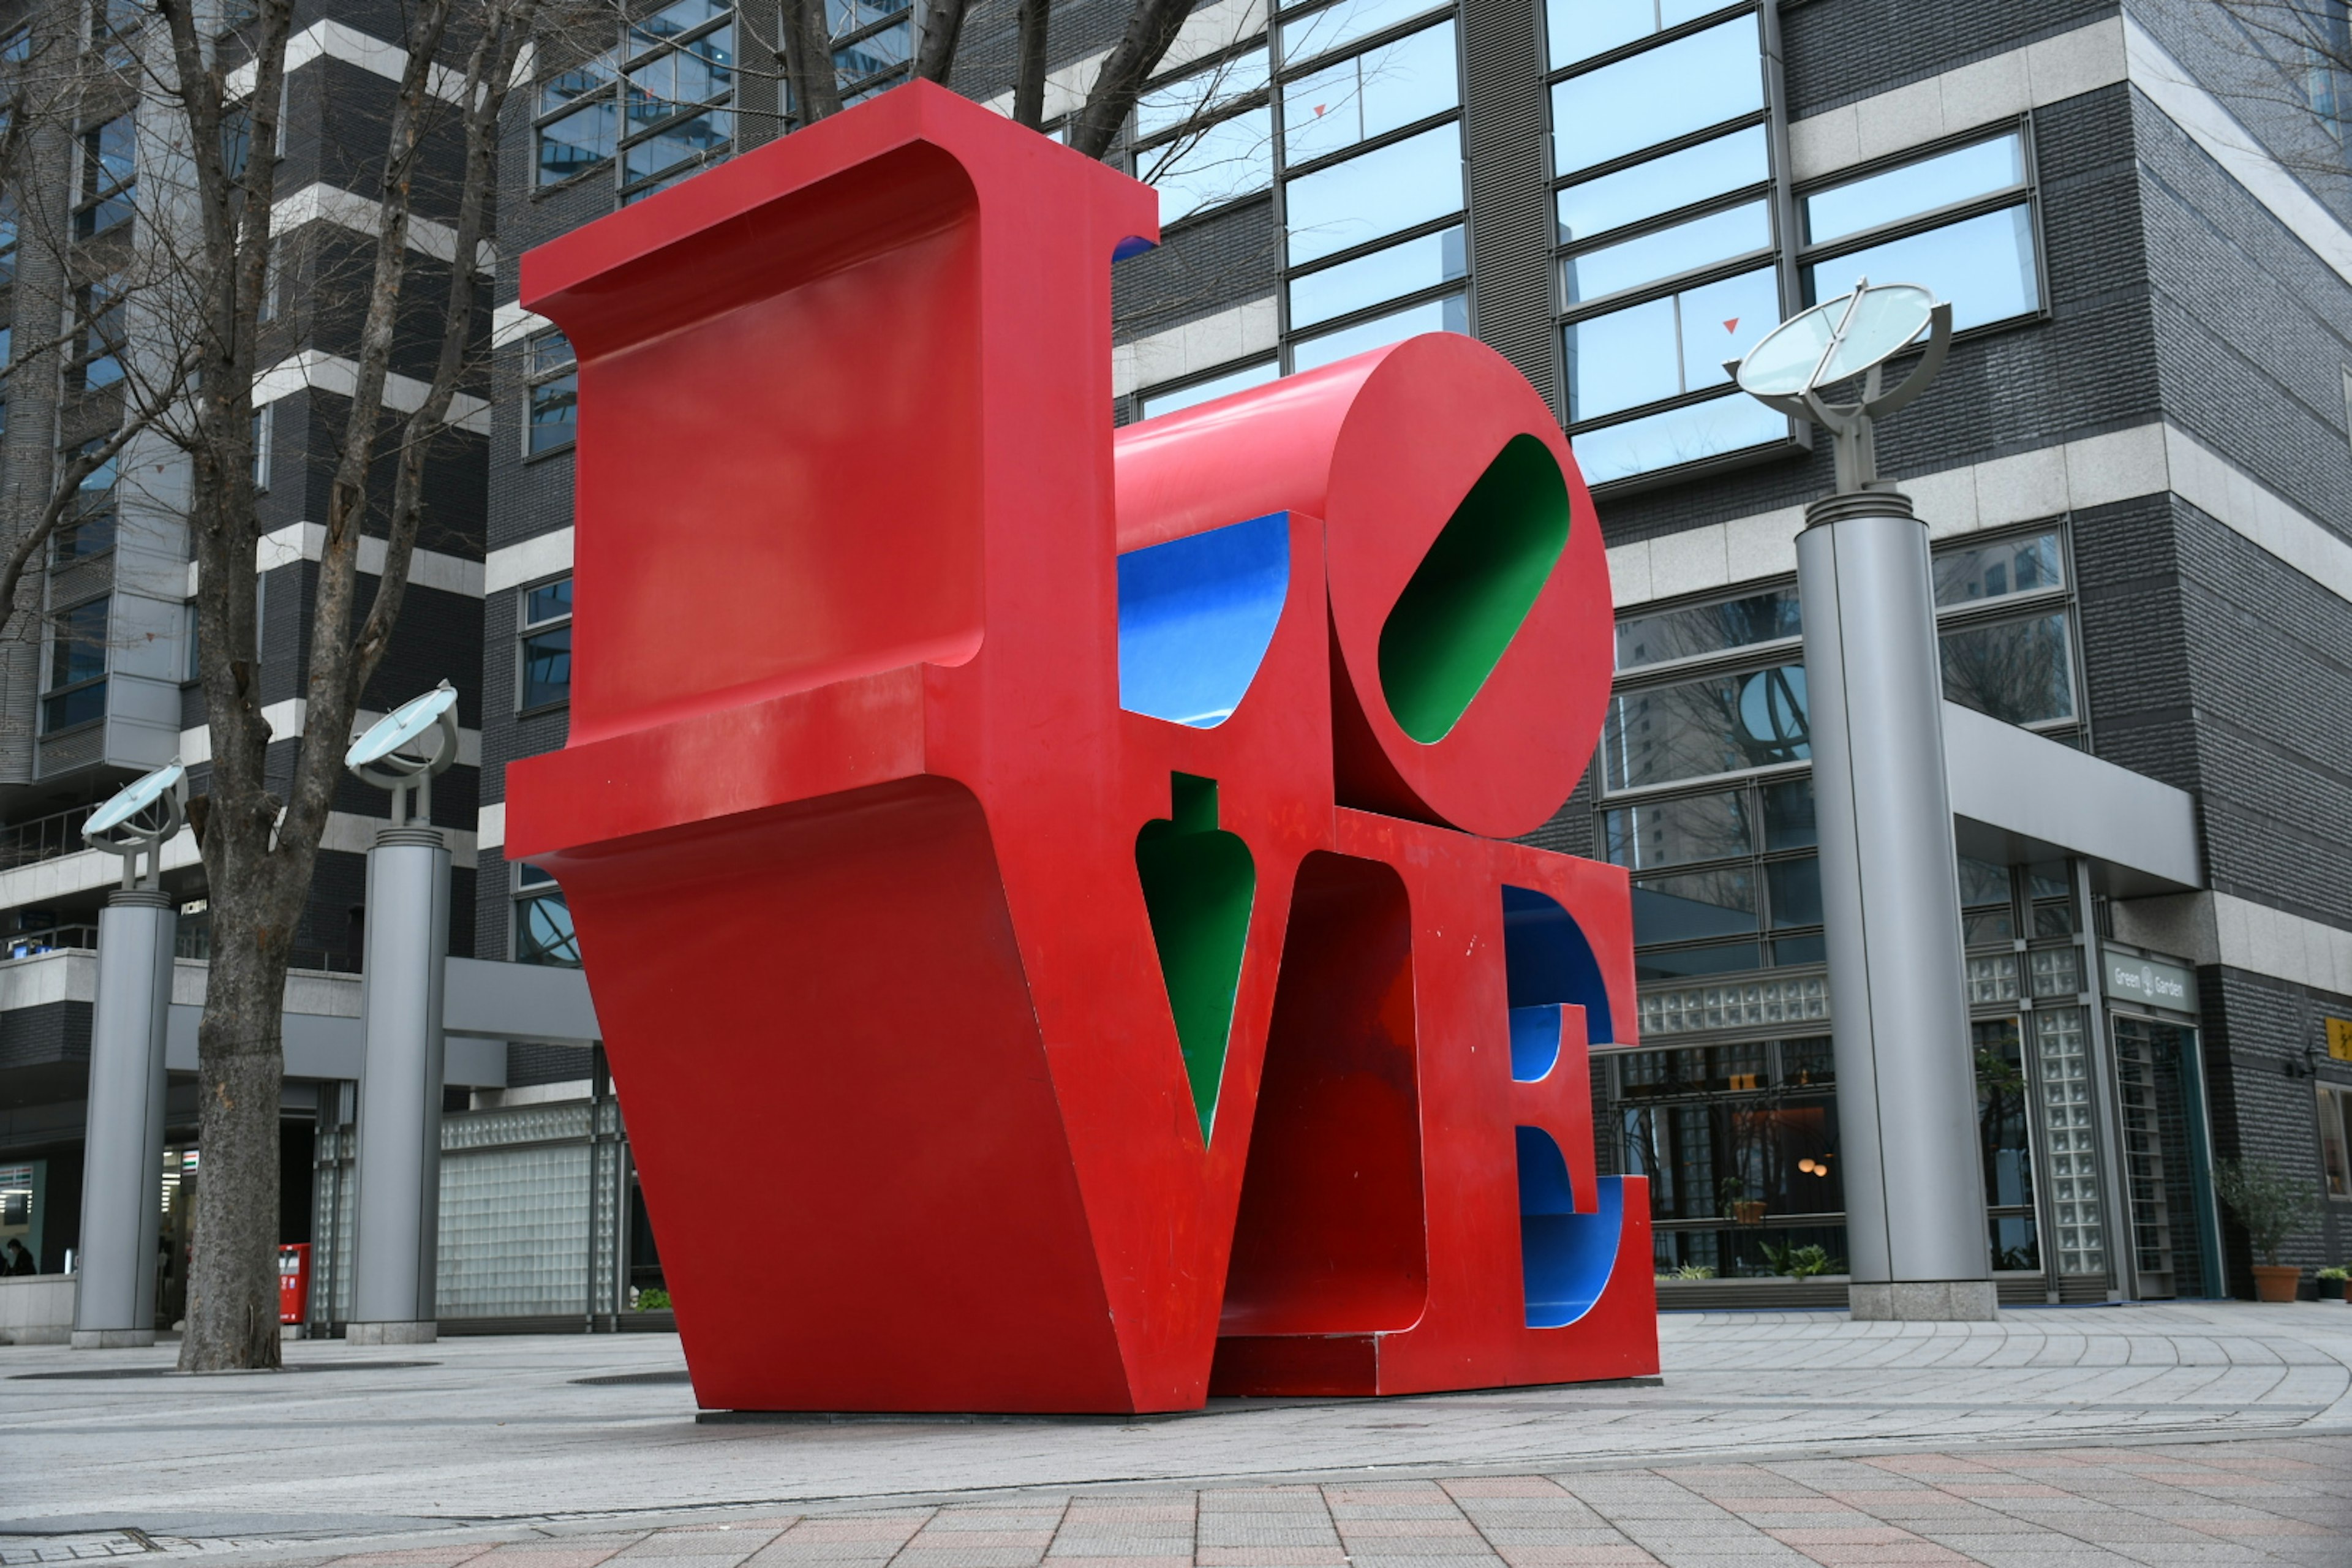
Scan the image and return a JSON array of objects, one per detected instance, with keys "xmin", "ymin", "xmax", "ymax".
[
  {"xmin": 1719, "ymin": 1176, "xmax": 1766, "ymax": 1226},
  {"xmin": 2318, "ymin": 1267, "xmax": 2348, "ymax": 1302},
  {"xmin": 2214, "ymin": 1158, "xmax": 2319, "ymax": 1302}
]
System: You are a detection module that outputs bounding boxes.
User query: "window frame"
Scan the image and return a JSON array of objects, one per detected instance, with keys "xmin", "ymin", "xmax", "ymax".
[
  {"xmin": 74, "ymin": 114, "xmax": 135, "ymax": 241},
  {"xmin": 511, "ymin": 859, "xmax": 581, "ymax": 967},
  {"xmin": 1270, "ymin": 0, "xmax": 1468, "ymax": 374},
  {"xmin": 41, "ymin": 593, "xmax": 108, "ymax": 736},
  {"xmin": 1792, "ymin": 118, "xmax": 2050, "ymax": 339},
  {"xmin": 1544, "ymin": 0, "xmax": 1807, "ymax": 494},
  {"xmin": 531, "ymin": 0, "xmax": 739, "ymax": 203},
  {"xmin": 522, "ymin": 328, "xmax": 578, "ymax": 460},
  {"xmin": 1929, "ymin": 519, "xmax": 2084, "ymax": 745},
  {"xmin": 516, "ymin": 573, "xmax": 574, "ymax": 715}
]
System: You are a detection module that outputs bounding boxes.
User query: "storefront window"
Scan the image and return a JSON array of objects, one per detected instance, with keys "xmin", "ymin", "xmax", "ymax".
[
  {"xmin": 1975, "ymin": 1020, "xmax": 2040, "ymax": 1271},
  {"xmin": 1611, "ymin": 1036, "xmax": 1842, "ymax": 1278},
  {"xmin": 2318, "ymin": 1084, "xmax": 2352, "ymax": 1200}
]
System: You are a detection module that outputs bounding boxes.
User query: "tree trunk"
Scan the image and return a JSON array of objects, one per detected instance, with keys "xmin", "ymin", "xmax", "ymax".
[{"xmin": 176, "ymin": 878, "xmax": 290, "ymax": 1368}]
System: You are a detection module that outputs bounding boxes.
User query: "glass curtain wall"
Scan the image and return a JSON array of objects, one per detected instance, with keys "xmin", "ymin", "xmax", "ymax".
[
  {"xmin": 1600, "ymin": 523, "xmax": 2103, "ymax": 1288},
  {"xmin": 1128, "ymin": 0, "xmax": 1469, "ymax": 406},
  {"xmin": 534, "ymin": 0, "xmax": 739, "ymax": 203},
  {"xmin": 1545, "ymin": 1, "xmax": 1795, "ymax": 486}
]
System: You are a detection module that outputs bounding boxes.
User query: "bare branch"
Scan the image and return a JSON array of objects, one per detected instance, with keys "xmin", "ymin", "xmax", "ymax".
[{"xmin": 1068, "ymin": 0, "xmax": 1195, "ymax": 159}]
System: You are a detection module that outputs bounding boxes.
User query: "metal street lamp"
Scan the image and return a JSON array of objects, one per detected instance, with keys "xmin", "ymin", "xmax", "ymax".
[
  {"xmin": 72, "ymin": 761, "xmax": 188, "ymax": 1348},
  {"xmin": 1728, "ymin": 282, "xmax": 1995, "ymax": 1324},
  {"xmin": 344, "ymin": 683, "xmax": 461, "ymax": 1344}
]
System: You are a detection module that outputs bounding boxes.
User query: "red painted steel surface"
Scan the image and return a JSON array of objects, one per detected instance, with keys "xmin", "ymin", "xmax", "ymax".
[{"xmin": 508, "ymin": 81, "xmax": 1656, "ymax": 1414}]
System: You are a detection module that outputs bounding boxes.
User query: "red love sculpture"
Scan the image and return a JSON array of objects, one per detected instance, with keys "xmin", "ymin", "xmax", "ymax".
[{"xmin": 508, "ymin": 81, "xmax": 1656, "ymax": 1414}]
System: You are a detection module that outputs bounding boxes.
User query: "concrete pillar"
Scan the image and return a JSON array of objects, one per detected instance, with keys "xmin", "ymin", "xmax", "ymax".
[
  {"xmin": 1796, "ymin": 490, "xmax": 1997, "ymax": 1322},
  {"xmin": 347, "ymin": 827, "xmax": 450, "ymax": 1345},
  {"xmin": 71, "ymin": 890, "xmax": 176, "ymax": 1348}
]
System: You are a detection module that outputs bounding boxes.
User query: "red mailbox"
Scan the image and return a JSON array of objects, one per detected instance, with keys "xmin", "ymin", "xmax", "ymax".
[{"xmin": 277, "ymin": 1243, "xmax": 311, "ymax": 1326}]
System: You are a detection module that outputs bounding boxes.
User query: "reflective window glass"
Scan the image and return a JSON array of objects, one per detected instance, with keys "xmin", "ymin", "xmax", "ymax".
[
  {"xmin": 541, "ymin": 52, "xmax": 616, "ymax": 115},
  {"xmin": 1142, "ymin": 105, "xmax": 1273, "ymax": 222},
  {"xmin": 1284, "ymin": 122, "xmax": 1462, "ymax": 264},
  {"xmin": 1556, "ymin": 126, "xmax": 1768, "ymax": 244},
  {"xmin": 625, "ymin": 105, "xmax": 729, "ymax": 183},
  {"xmin": 525, "ymin": 578, "xmax": 573, "ymax": 627},
  {"xmin": 1807, "ymin": 205, "xmax": 2038, "ymax": 331},
  {"xmin": 1563, "ymin": 198, "xmax": 1770, "ymax": 304},
  {"xmin": 1280, "ymin": 0, "xmax": 1447, "ymax": 66},
  {"xmin": 516, "ymin": 891, "xmax": 581, "ymax": 967},
  {"xmin": 1291, "ymin": 291, "xmax": 1466, "ymax": 369},
  {"xmin": 49, "ymin": 598, "xmax": 107, "ymax": 688},
  {"xmin": 1804, "ymin": 132, "xmax": 2026, "ymax": 245},
  {"xmin": 1940, "ymin": 612, "xmax": 2074, "ymax": 726},
  {"xmin": 1602, "ymin": 662, "xmax": 1809, "ymax": 792},
  {"xmin": 1565, "ymin": 264, "xmax": 1776, "ymax": 421},
  {"xmin": 633, "ymin": 0, "xmax": 727, "ymax": 50},
  {"xmin": 1545, "ymin": 0, "xmax": 1726, "ymax": 70},
  {"xmin": 1137, "ymin": 50, "xmax": 1270, "ymax": 139},
  {"xmin": 1934, "ymin": 530, "xmax": 2062, "ymax": 605},
  {"xmin": 1551, "ymin": 15, "xmax": 1762, "ymax": 177},
  {"xmin": 1290, "ymin": 225, "xmax": 1464, "ymax": 328},
  {"xmin": 1766, "ymin": 856, "xmax": 1821, "ymax": 929},
  {"xmin": 1634, "ymin": 939, "xmax": 1762, "ymax": 981},
  {"xmin": 42, "ymin": 682, "xmax": 105, "ymax": 732},
  {"xmin": 1283, "ymin": 23, "xmax": 1458, "ymax": 164},
  {"xmin": 1632, "ymin": 866, "xmax": 1758, "ymax": 943},
  {"xmin": 826, "ymin": 0, "xmax": 908, "ymax": 36},
  {"xmin": 1762, "ymin": 777, "xmax": 1814, "ymax": 850},
  {"xmin": 1616, "ymin": 586, "xmax": 1799, "ymax": 669},
  {"xmin": 522, "ymin": 624, "xmax": 573, "ymax": 709},
  {"xmin": 832, "ymin": 18, "xmax": 909, "ymax": 81},
  {"xmin": 1140, "ymin": 358, "xmax": 1280, "ymax": 418},
  {"xmin": 1570, "ymin": 391, "xmax": 1785, "ymax": 484},
  {"xmin": 538, "ymin": 102, "xmax": 617, "ymax": 184},
  {"xmin": 1602, "ymin": 788, "xmax": 1753, "ymax": 870}
]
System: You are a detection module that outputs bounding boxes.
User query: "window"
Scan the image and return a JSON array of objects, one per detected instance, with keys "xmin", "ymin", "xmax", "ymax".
[
  {"xmin": 55, "ymin": 443, "xmax": 116, "ymax": 562},
  {"xmin": 1276, "ymin": 0, "xmax": 1466, "ymax": 369},
  {"xmin": 1548, "ymin": 2, "xmax": 1793, "ymax": 486},
  {"xmin": 534, "ymin": 0, "xmax": 734, "ymax": 200},
  {"xmin": 519, "ymin": 576, "xmax": 572, "ymax": 710},
  {"xmin": 1616, "ymin": 585, "xmax": 1800, "ymax": 671},
  {"xmin": 526, "ymin": 331, "xmax": 577, "ymax": 455},
  {"xmin": 2321, "ymin": 1084, "xmax": 2352, "ymax": 1200},
  {"xmin": 1135, "ymin": 48, "xmax": 1273, "ymax": 224},
  {"xmin": 827, "ymin": 0, "xmax": 912, "ymax": 104},
  {"xmin": 1138, "ymin": 358, "xmax": 1279, "ymax": 420},
  {"xmin": 1800, "ymin": 130, "xmax": 2040, "ymax": 333},
  {"xmin": 1603, "ymin": 775, "xmax": 1819, "ymax": 980},
  {"xmin": 43, "ymin": 596, "xmax": 107, "ymax": 732},
  {"xmin": 75, "ymin": 115, "xmax": 134, "ymax": 239},
  {"xmin": 2306, "ymin": 1, "xmax": 2352, "ymax": 152},
  {"xmin": 513, "ymin": 862, "xmax": 580, "ymax": 967},
  {"xmin": 1931, "ymin": 527, "xmax": 2076, "ymax": 734},
  {"xmin": 1602, "ymin": 662, "xmax": 1809, "ymax": 795},
  {"xmin": 0, "ymin": 193, "xmax": 17, "ymax": 285},
  {"xmin": 91, "ymin": 0, "xmax": 141, "ymax": 70},
  {"xmin": 72, "ymin": 276, "xmax": 124, "ymax": 390}
]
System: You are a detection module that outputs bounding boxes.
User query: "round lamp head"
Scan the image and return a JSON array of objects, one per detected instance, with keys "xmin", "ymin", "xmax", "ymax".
[
  {"xmin": 1735, "ymin": 280, "xmax": 1936, "ymax": 401},
  {"xmin": 85, "ymin": 761, "xmax": 186, "ymax": 839},
  {"xmin": 347, "ymin": 683, "xmax": 459, "ymax": 772}
]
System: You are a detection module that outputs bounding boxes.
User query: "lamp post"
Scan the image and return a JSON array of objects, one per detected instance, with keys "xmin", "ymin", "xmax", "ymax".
[
  {"xmin": 72, "ymin": 761, "xmax": 186, "ymax": 1348},
  {"xmin": 344, "ymin": 683, "xmax": 460, "ymax": 1345},
  {"xmin": 1728, "ymin": 282, "xmax": 1996, "ymax": 1321}
]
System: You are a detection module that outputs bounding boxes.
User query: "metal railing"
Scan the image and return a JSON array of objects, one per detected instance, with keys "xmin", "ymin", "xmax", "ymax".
[{"xmin": 0, "ymin": 804, "xmax": 97, "ymax": 872}]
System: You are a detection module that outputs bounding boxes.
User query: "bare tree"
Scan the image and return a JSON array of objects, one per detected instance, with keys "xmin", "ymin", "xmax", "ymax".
[
  {"xmin": 142, "ymin": 0, "xmax": 1263, "ymax": 1371},
  {"xmin": 136, "ymin": 0, "xmax": 542, "ymax": 1370}
]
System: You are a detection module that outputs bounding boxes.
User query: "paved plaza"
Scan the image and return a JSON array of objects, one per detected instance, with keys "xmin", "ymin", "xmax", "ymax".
[{"xmin": 4, "ymin": 1303, "xmax": 2349, "ymax": 1567}]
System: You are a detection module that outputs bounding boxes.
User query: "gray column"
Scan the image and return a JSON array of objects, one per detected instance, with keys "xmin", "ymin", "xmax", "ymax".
[
  {"xmin": 347, "ymin": 827, "xmax": 450, "ymax": 1344},
  {"xmin": 71, "ymin": 890, "xmax": 176, "ymax": 1348},
  {"xmin": 1797, "ymin": 490, "xmax": 1996, "ymax": 1322}
]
